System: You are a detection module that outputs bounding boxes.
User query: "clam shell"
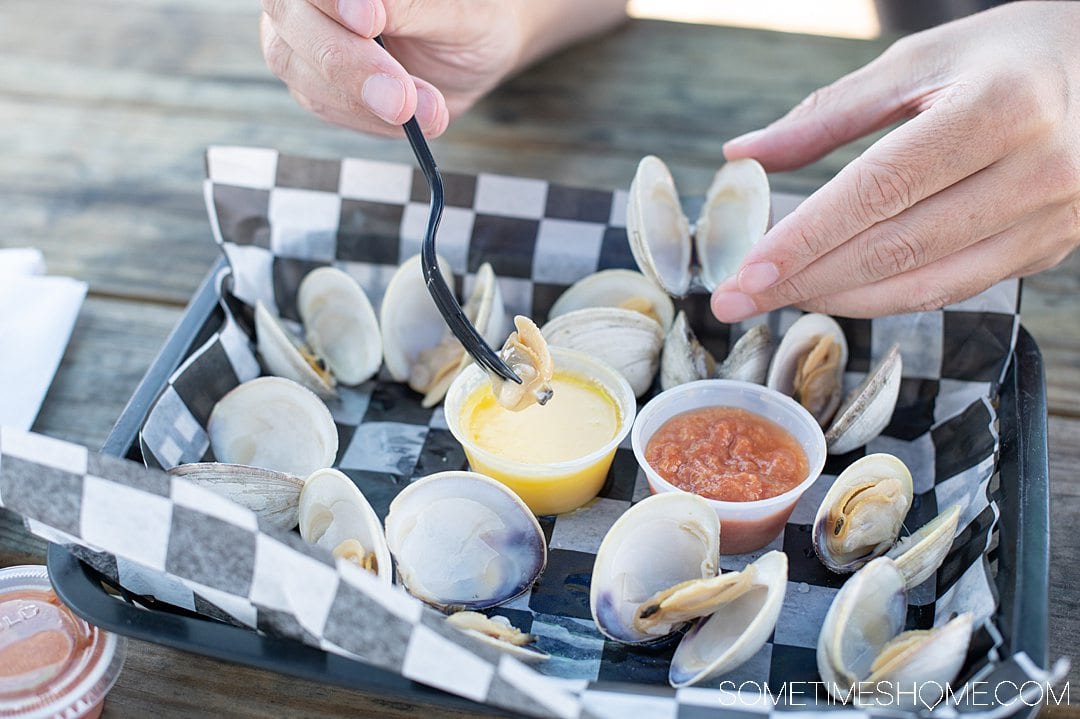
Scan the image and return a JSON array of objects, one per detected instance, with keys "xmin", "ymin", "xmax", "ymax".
[
  {"xmin": 660, "ymin": 310, "xmax": 716, "ymax": 391},
  {"xmin": 379, "ymin": 254, "xmax": 455, "ymax": 383},
  {"xmin": 299, "ymin": 468, "xmax": 392, "ymax": 585},
  {"xmin": 695, "ymin": 159, "xmax": 770, "ymax": 291},
  {"xmin": 668, "ymin": 550, "xmax": 788, "ymax": 687},
  {"xmin": 384, "ymin": 471, "xmax": 546, "ymax": 611},
  {"xmin": 716, "ymin": 323, "xmax": 773, "ymax": 385},
  {"xmin": 590, "ymin": 493, "xmax": 720, "ymax": 644},
  {"xmin": 549, "ymin": 269, "xmax": 676, "ymax": 331},
  {"xmin": 207, "ymin": 376, "xmax": 338, "ymax": 478},
  {"xmin": 626, "ymin": 155, "xmax": 693, "ymax": 296},
  {"xmin": 298, "ymin": 267, "xmax": 382, "ymax": 386},
  {"xmin": 886, "ymin": 504, "xmax": 961, "ymax": 589},
  {"xmin": 812, "ymin": 453, "xmax": 913, "ymax": 573},
  {"xmin": 541, "ymin": 306, "xmax": 664, "ymax": 397},
  {"xmin": 767, "ymin": 313, "xmax": 849, "ymax": 426},
  {"xmin": 167, "ymin": 462, "xmax": 303, "ymax": 531},
  {"xmin": 825, "ymin": 343, "xmax": 902, "ymax": 455},
  {"xmin": 255, "ymin": 301, "xmax": 336, "ymax": 398}
]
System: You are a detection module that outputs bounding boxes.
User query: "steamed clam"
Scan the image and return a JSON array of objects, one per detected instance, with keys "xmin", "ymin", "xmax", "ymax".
[
  {"xmin": 255, "ymin": 267, "xmax": 381, "ymax": 397},
  {"xmin": 384, "ymin": 471, "xmax": 546, "ymax": 611},
  {"xmin": 548, "ymin": 269, "xmax": 676, "ymax": 332},
  {"xmin": 446, "ymin": 611, "xmax": 549, "ymax": 662},
  {"xmin": 817, "ymin": 556, "xmax": 973, "ymax": 708},
  {"xmin": 490, "ymin": 315, "xmax": 555, "ymax": 411},
  {"xmin": 207, "ymin": 376, "xmax": 338, "ymax": 478},
  {"xmin": 381, "ymin": 256, "xmax": 507, "ymax": 407},
  {"xmin": 660, "ymin": 312, "xmax": 773, "ymax": 390},
  {"xmin": 298, "ymin": 468, "xmax": 392, "ymax": 584},
  {"xmin": 167, "ymin": 463, "xmax": 304, "ymax": 532},
  {"xmin": 627, "ymin": 155, "xmax": 770, "ymax": 296}
]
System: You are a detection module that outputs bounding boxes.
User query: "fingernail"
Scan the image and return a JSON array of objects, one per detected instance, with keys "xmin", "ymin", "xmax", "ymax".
[
  {"xmin": 738, "ymin": 262, "xmax": 779, "ymax": 294},
  {"xmin": 337, "ymin": 0, "xmax": 376, "ymax": 35},
  {"xmin": 415, "ymin": 87, "xmax": 440, "ymax": 132},
  {"xmin": 362, "ymin": 74, "xmax": 407, "ymax": 124},
  {"xmin": 724, "ymin": 128, "xmax": 766, "ymax": 148},
  {"xmin": 711, "ymin": 291, "xmax": 759, "ymax": 323}
]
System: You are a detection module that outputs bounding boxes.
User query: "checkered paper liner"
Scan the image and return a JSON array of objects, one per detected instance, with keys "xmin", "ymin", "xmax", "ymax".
[{"xmin": 0, "ymin": 145, "xmax": 1062, "ymax": 717}]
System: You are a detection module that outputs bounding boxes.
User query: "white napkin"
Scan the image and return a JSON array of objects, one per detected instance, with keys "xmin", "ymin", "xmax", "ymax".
[{"xmin": 0, "ymin": 248, "xmax": 88, "ymax": 429}]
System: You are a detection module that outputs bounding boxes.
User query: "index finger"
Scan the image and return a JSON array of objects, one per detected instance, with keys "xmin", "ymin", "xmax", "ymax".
[{"xmin": 732, "ymin": 79, "xmax": 1039, "ymax": 295}]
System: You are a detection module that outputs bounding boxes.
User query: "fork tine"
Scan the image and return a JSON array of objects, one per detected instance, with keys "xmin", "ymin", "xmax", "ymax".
[{"xmin": 374, "ymin": 37, "xmax": 520, "ymax": 384}]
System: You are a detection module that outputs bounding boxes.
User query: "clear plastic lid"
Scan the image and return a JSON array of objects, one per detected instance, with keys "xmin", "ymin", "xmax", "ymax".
[{"xmin": 0, "ymin": 565, "xmax": 126, "ymax": 719}]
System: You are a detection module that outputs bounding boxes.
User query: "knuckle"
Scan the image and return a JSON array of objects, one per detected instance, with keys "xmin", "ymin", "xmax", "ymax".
[
  {"xmin": 867, "ymin": 220, "xmax": 926, "ymax": 277},
  {"xmin": 312, "ymin": 37, "xmax": 348, "ymax": 83},
  {"xmin": 769, "ymin": 276, "xmax": 810, "ymax": 307},
  {"xmin": 1044, "ymin": 153, "xmax": 1080, "ymax": 200},
  {"xmin": 851, "ymin": 156, "xmax": 917, "ymax": 222},
  {"xmin": 982, "ymin": 69, "xmax": 1056, "ymax": 138},
  {"xmin": 913, "ymin": 283, "xmax": 954, "ymax": 313},
  {"xmin": 786, "ymin": 213, "xmax": 832, "ymax": 263}
]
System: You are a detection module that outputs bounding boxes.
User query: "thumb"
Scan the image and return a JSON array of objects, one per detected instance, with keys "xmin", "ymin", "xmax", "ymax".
[{"xmin": 723, "ymin": 43, "xmax": 927, "ymax": 172}]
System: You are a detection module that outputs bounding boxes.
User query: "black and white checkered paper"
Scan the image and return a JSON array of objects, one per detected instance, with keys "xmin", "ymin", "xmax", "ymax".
[{"xmin": 0, "ymin": 145, "xmax": 1061, "ymax": 718}]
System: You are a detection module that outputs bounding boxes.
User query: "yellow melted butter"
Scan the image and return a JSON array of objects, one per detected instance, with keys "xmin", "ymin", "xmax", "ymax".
[{"xmin": 464, "ymin": 372, "xmax": 620, "ymax": 464}]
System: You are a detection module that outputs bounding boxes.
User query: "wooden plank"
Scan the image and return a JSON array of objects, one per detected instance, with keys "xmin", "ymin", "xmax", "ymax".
[{"xmin": 1048, "ymin": 415, "xmax": 1080, "ymax": 688}]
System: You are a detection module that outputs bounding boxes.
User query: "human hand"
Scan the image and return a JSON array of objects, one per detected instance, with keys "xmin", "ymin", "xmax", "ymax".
[
  {"xmin": 713, "ymin": 1, "xmax": 1080, "ymax": 321},
  {"xmin": 259, "ymin": 0, "xmax": 627, "ymax": 137}
]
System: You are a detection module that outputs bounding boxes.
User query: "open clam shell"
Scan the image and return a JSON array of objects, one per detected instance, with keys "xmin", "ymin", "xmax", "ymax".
[
  {"xmin": 541, "ymin": 306, "xmax": 664, "ymax": 397},
  {"xmin": 168, "ymin": 462, "xmax": 303, "ymax": 532},
  {"xmin": 297, "ymin": 267, "xmax": 382, "ymax": 386},
  {"xmin": 384, "ymin": 471, "xmax": 546, "ymax": 611},
  {"xmin": 207, "ymin": 376, "xmax": 338, "ymax": 478},
  {"xmin": 255, "ymin": 300, "xmax": 337, "ymax": 399},
  {"xmin": 812, "ymin": 453, "xmax": 914, "ymax": 574},
  {"xmin": 825, "ymin": 343, "xmax": 903, "ymax": 455},
  {"xmin": 299, "ymin": 468, "xmax": 392, "ymax": 585},
  {"xmin": 661, "ymin": 314, "xmax": 773, "ymax": 391},
  {"xmin": 626, "ymin": 155, "xmax": 770, "ymax": 296},
  {"xmin": 767, "ymin": 313, "xmax": 849, "ymax": 427},
  {"xmin": 886, "ymin": 504, "xmax": 961, "ymax": 589},
  {"xmin": 590, "ymin": 493, "xmax": 720, "ymax": 644},
  {"xmin": 668, "ymin": 550, "xmax": 788, "ymax": 688},
  {"xmin": 549, "ymin": 269, "xmax": 675, "ymax": 332},
  {"xmin": 380, "ymin": 253, "xmax": 455, "ymax": 383}
]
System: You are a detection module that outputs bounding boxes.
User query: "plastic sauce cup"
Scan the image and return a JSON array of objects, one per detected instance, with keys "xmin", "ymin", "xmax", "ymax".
[
  {"xmin": 0, "ymin": 565, "xmax": 126, "ymax": 719},
  {"xmin": 631, "ymin": 379, "xmax": 827, "ymax": 554},
  {"xmin": 446, "ymin": 347, "xmax": 636, "ymax": 516}
]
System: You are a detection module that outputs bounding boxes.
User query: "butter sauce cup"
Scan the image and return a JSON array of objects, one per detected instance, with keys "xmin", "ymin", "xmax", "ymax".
[
  {"xmin": 445, "ymin": 347, "xmax": 636, "ymax": 516},
  {"xmin": 631, "ymin": 379, "xmax": 827, "ymax": 554}
]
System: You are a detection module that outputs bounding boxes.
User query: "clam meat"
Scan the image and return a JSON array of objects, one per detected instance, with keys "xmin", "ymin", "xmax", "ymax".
[
  {"xmin": 446, "ymin": 611, "xmax": 549, "ymax": 662},
  {"xmin": 490, "ymin": 315, "xmax": 555, "ymax": 411},
  {"xmin": 384, "ymin": 471, "xmax": 546, "ymax": 610}
]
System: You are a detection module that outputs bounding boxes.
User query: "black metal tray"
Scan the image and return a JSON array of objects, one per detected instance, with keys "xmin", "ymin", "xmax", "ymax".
[{"xmin": 46, "ymin": 258, "xmax": 1051, "ymax": 716}]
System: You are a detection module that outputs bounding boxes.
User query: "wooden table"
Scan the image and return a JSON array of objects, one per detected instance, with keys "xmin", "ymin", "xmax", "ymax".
[{"xmin": 1, "ymin": 1, "xmax": 1076, "ymax": 716}]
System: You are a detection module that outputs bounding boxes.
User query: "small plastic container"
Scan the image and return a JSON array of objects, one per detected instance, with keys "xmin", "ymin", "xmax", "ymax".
[
  {"xmin": 0, "ymin": 565, "xmax": 126, "ymax": 719},
  {"xmin": 445, "ymin": 347, "xmax": 636, "ymax": 516},
  {"xmin": 631, "ymin": 379, "xmax": 827, "ymax": 554}
]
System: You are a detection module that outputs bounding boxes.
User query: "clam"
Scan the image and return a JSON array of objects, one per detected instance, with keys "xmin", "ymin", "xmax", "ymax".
[
  {"xmin": 297, "ymin": 267, "xmax": 382, "ymax": 385},
  {"xmin": 255, "ymin": 301, "xmax": 336, "ymax": 399},
  {"xmin": 812, "ymin": 453, "xmax": 914, "ymax": 574},
  {"xmin": 767, "ymin": 313, "xmax": 848, "ymax": 427},
  {"xmin": 817, "ymin": 556, "xmax": 973, "ymax": 708},
  {"xmin": 490, "ymin": 315, "xmax": 554, "ymax": 411},
  {"xmin": 384, "ymin": 471, "xmax": 546, "ymax": 611},
  {"xmin": 824, "ymin": 343, "xmax": 903, "ymax": 455},
  {"xmin": 207, "ymin": 376, "xmax": 338, "ymax": 478},
  {"xmin": 548, "ymin": 269, "xmax": 676, "ymax": 331},
  {"xmin": 541, "ymin": 307, "xmax": 664, "ymax": 397},
  {"xmin": 660, "ymin": 312, "xmax": 773, "ymax": 390},
  {"xmin": 446, "ymin": 611, "xmax": 549, "ymax": 663},
  {"xmin": 590, "ymin": 493, "xmax": 720, "ymax": 644},
  {"xmin": 298, "ymin": 468, "xmax": 392, "ymax": 584},
  {"xmin": 254, "ymin": 267, "xmax": 382, "ymax": 397},
  {"xmin": 167, "ymin": 463, "xmax": 304, "ymax": 532},
  {"xmin": 886, "ymin": 503, "xmax": 962, "ymax": 589},
  {"xmin": 626, "ymin": 155, "xmax": 770, "ymax": 296},
  {"xmin": 381, "ymin": 256, "xmax": 507, "ymax": 407},
  {"xmin": 668, "ymin": 550, "xmax": 788, "ymax": 688}
]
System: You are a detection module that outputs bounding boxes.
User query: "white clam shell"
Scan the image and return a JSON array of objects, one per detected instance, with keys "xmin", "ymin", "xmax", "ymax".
[
  {"xmin": 548, "ymin": 269, "xmax": 676, "ymax": 332},
  {"xmin": 627, "ymin": 156, "xmax": 693, "ymax": 296},
  {"xmin": 812, "ymin": 453, "xmax": 914, "ymax": 573},
  {"xmin": 694, "ymin": 159, "xmax": 771, "ymax": 291},
  {"xmin": 767, "ymin": 313, "xmax": 849, "ymax": 425},
  {"xmin": 660, "ymin": 310, "xmax": 715, "ymax": 391},
  {"xmin": 669, "ymin": 550, "xmax": 788, "ymax": 687},
  {"xmin": 379, "ymin": 254, "xmax": 455, "ymax": 383},
  {"xmin": 384, "ymin": 471, "xmax": 546, "ymax": 610},
  {"xmin": 590, "ymin": 493, "xmax": 720, "ymax": 644},
  {"xmin": 541, "ymin": 306, "xmax": 664, "ymax": 397},
  {"xmin": 825, "ymin": 343, "xmax": 903, "ymax": 455},
  {"xmin": 208, "ymin": 376, "xmax": 338, "ymax": 477},
  {"xmin": 299, "ymin": 467, "xmax": 392, "ymax": 585},
  {"xmin": 716, "ymin": 324, "xmax": 773, "ymax": 385},
  {"xmin": 168, "ymin": 462, "xmax": 303, "ymax": 532},
  {"xmin": 886, "ymin": 504, "xmax": 962, "ymax": 589},
  {"xmin": 255, "ymin": 300, "xmax": 336, "ymax": 399},
  {"xmin": 298, "ymin": 267, "xmax": 382, "ymax": 386}
]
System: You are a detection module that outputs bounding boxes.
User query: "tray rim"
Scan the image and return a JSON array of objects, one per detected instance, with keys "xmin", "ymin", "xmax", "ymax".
[{"xmin": 47, "ymin": 260, "xmax": 1050, "ymax": 717}]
